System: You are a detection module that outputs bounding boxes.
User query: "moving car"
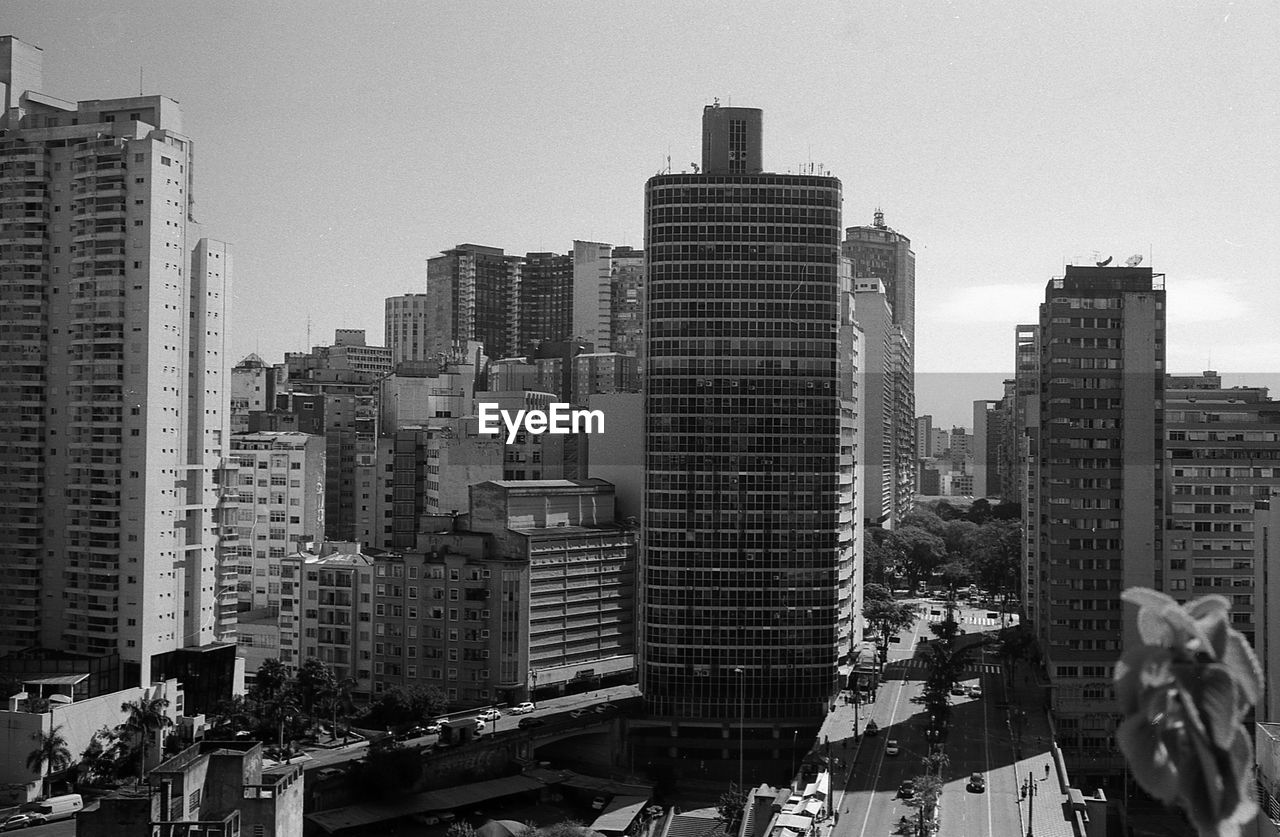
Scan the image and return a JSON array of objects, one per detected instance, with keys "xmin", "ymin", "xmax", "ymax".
[
  {"xmin": 570, "ymin": 708, "xmax": 589, "ymax": 718},
  {"xmin": 968, "ymin": 685, "xmax": 983, "ymax": 699},
  {"xmin": 884, "ymin": 739, "xmax": 900, "ymax": 756},
  {"xmin": 968, "ymin": 772, "xmax": 986, "ymax": 792},
  {"xmin": 474, "ymin": 718, "xmax": 487, "ymax": 732},
  {"xmin": 511, "ymin": 701, "xmax": 536, "ymax": 715},
  {"xmin": 898, "ymin": 780, "xmax": 915, "ymax": 799},
  {"xmin": 424, "ymin": 721, "xmax": 442, "ymax": 734},
  {"xmin": 864, "ymin": 719, "xmax": 879, "ymax": 736},
  {"xmin": 478, "ymin": 708, "xmax": 502, "ymax": 722},
  {"xmin": 951, "ymin": 684, "xmax": 967, "ymax": 696}
]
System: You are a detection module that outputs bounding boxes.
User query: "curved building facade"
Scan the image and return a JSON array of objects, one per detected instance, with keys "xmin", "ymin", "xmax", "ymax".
[{"xmin": 639, "ymin": 127, "xmax": 859, "ymax": 772}]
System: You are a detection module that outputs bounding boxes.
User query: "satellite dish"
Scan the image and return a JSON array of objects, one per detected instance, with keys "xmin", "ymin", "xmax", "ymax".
[
  {"xmin": 1096, "ymin": 256, "xmax": 1113, "ymax": 267},
  {"xmin": 1126, "ymin": 254, "xmax": 1144, "ymax": 267}
]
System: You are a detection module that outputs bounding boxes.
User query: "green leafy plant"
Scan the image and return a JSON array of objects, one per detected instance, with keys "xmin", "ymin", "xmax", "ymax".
[{"xmin": 1114, "ymin": 588, "xmax": 1263, "ymax": 837}]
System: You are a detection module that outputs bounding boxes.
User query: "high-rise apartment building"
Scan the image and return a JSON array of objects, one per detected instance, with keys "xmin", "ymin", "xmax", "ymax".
[
  {"xmin": 638, "ymin": 104, "xmax": 858, "ymax": 775},
  {"xmin": 518, "ymin": 251, "xmax": 572, "ymax": 355},
  {"xmin": 844, "ymin": 214, "xmax": 916, "ymax": 522},
  {"xmin": 229, "ymin": 432, "xmax": 326, "ymax": 611},
  {"xmin": 572, "ymin": 240, "xmax": 613, "ymax": 351},
  {"xmin": 1165, "ymin": 372, "xmax": 1280, "ymax": 649},
  {"xmin": 1014, "ymin": 324, "xmax": 1041, "ymax": 621},
  {"xmin": 855, "ymin": 279, "xmax": 909, "ymax": 525},
  {"xmin": 843, "ymin": 210, "xmax": 915, "ymax": 351},
  {"xmin": 610, "ymin": 246, "xmax": 645, "ymax": 360},
  {"xmin": 384, "ymin": 293, "xmax": 431, "ymax": 365},
  {"xmin": 425, "ymin": 244, "xmax": 522, "ymax": 360},
  {"xmin": 1028, "ymin": 264, "xmax": 1164, "ymax": 777},
  {"xmin": 0, "ymin": 36, "xmax": 236, "ymax": 692}
]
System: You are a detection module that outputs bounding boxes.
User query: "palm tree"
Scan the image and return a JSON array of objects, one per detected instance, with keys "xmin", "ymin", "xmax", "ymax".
[
  {"xmin": 120, "ymin": 694, "xmax": 173, "ymax": 781},
  {"xmin": 27, "ymin": 725, "xmax": 72, "ymax": 797}
]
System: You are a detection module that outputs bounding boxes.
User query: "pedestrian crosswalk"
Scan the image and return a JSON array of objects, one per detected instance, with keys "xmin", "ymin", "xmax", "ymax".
[
  {"xmin": 923, "ymin": 612, "xmax": 1017, "ymax": 627},
  {"xmin": 886, "ymin": 658, "xmax": 1002, "ymax": 675}
]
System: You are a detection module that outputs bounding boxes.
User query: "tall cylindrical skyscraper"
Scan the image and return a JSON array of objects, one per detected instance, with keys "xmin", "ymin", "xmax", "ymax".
[{"xmin": 636, "ymin": 104, "xmax": 858, "ymax": 775}]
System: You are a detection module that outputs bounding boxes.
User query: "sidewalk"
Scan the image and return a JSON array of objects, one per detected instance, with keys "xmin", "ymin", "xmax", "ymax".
[{"xmin": 1005, "ymin": 655, "xmax": 1078, "ymax": 837}]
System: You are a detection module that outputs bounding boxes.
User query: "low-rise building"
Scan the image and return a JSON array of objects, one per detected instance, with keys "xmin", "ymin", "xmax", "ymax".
[{"xmin": 79, "ymin": 740, "xmax": 303, "ymax": 837}]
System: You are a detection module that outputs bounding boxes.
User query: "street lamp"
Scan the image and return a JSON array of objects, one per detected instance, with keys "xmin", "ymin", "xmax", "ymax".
[
  {"xmin": 790, "ymin": 729, "xmax": 798, "ymax": 782},
  {"xmin": 733, "ymin": 666, "xmax": 745, "ymax": 792}
]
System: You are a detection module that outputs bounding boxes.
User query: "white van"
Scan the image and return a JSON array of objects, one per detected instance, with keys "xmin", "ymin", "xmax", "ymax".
[{"xmin": 22, "ymin": 793, "xmax": 84, "ymax": 823}]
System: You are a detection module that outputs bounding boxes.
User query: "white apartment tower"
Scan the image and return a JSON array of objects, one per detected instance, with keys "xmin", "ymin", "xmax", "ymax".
[{"xmin": 0, "ymin": 37, "xmax": 235, "ymax": 690}]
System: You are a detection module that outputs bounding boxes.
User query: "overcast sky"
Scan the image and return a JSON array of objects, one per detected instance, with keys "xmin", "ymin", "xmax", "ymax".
[{"xmin": 7, "ymin": 1, "xmax": 1278, "ymax": 426}]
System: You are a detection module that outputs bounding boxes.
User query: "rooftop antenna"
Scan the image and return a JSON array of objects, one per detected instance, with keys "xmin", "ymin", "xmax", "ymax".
[{"xmin": 139, "ymin": 66, "xmax": 143, "ymax": 95}]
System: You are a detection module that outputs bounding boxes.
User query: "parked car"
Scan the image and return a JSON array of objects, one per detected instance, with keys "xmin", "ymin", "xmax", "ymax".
[
  {"xmin": 968, "ymin": 772, "xmax": 986, "ymax": 793},
  {"xmin": 474, "ymin": 718, "xmax": 487, "ymax": 733},
  {"xmin": 898, "ymin": 780, "xmax": 915, "ymax": 799},
  {"xmin": 951, "ymin": 684, "xmax": 967, "ymax": 696},
  {"xmin": 424, "ymin": 721, "xmax": 442, "ymax": 734},
  {"xmin": 519, "ymin": 717, "xmax": 546, "ymax": 729},
  {"xmin": 594, "ymin": 703, "xmax": 611, "ymax": 714},
  {"xmin": 864, "ymin": 719, "xmax": 879, "ymax": 736},
  {"xmin": 511, "ymin": 701, "xmax": 536, "ymax": 715},
  {"xmin": 1, "ymin": 813, "xmax": 46, "ymax": 831},
  {"xmin": 592, "ymin": 796, "xmax": 609, "ymax": 811},
  {"xmin": 968, "ymin": 685, "xmax": 983, "ymax": 699},
  {"xmin": 884, "ymin": 739, "xmax": 900, "ymax": 756},
  {"xmin": 412, "ymin": 814, "xmax": 441, "ymax": 826},
  {"xmin": 478, "ymin": 708, "xmax": 502, "ymax": 722}
]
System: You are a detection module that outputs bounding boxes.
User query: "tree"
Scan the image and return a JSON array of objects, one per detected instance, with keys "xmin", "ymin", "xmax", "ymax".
[
  {"xmin": 119, "ymin": 695, "xmax": 173, "ymax": 781},
  {"xmin": 27, "ymin": 725, "xmax": 72, "ymax": 797},
  {"xmin": 363, "ymin": 684, "xmax": 448, "ymax": 729},
  {"xmin": 76, "ymin": 726, "xmax": 124, "ymax": 787},
  {"xmin": 926, "ymin": 500, "xmax": 964, "ymax": 522},
  {"xmin": 251, "ymin": 658, "xmax": 289, "ymax": 705},
  {"xmin": 899, "ymin": 508, "xmax": 946, "ymax": 537},
  {"xmin": 863, "ymin": 530, "xmax": 897, "ymax": 587},
  {"xmin": 936, "ymin": 560, "xmax": 972, "ymax": 594},
  {"xmin": 940, "ymin": 519, "xmax": 978, "ymax": 560},
  {"xmin": 446, "ymin": 823, "xmax": 477, "ymax": 837},
  {"xmin": 863, "ymin": 582, "xmax": 894, "ymax": 605},
  {"xmin": 965, "ymin": 498, "xmax": 993, "ymax": 524},
  {"xmin": 295, "ymin": 657, "xmax": 338, "ymax": 718},
  {"xmin": 920, "ymin": 749, "xmax": 950, "ymax": 779},
  {"xmin": 891, "ymin": 527, "xmax": 947, "ymax": 586},
  {"xmin": 716, "ymin": 783, "xmax": 747, "ymax": 835},
  {"xmin": 863, "ymin": 597, "xmax": 917, "ymax": 661},
  {"xmin": 970, "ymin": 520, "xmax": 1022, "ymax": 603}
]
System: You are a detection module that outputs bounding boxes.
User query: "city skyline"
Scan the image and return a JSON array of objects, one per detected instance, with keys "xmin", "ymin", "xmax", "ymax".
[{"xmin": 4, "ymin": 2, "xmax": 1276, "ymax": 427}]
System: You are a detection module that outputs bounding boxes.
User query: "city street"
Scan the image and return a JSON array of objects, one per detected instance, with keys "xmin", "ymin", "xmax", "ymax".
[{"xmin": 831, "ymin": 597, "xmax": 1022, "ymax": 837}]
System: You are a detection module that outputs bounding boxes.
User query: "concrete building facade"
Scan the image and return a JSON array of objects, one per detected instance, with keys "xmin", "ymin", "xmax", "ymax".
[
  {"xmin": 639, "ymin": 104, "xmax": 858, "ymax": 772},
  {"xmin": 229, "ymin": 432, "xmax": 326, "ymax": 612},
  {"xmin": 1028, "ymin": 264, "xmax": 1164, "ymax": 777},
  {"xmin": 0, "ymin": 36, "xmax": 236, "ymax": 692},
  {"xmin": 425, "ymin": 244, "xmax": 522, "ymax": 360},
  {"xmin": 384, "ymin": 293, "xmax": 431, "ymax": 365},
  {"xmin": 1166, "ymin": 372, "xmax": 1280, "ymax": 651}
]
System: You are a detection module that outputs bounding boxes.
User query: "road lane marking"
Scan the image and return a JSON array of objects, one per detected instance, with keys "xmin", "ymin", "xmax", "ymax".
[{"xmin": 855, "ymin": 611, "xmax": 927, "ymax": 837}]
